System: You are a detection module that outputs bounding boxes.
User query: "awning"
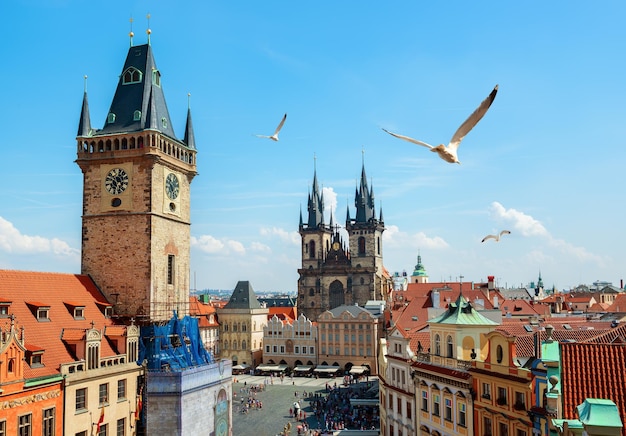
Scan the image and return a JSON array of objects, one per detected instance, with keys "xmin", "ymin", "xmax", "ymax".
[
  {"xmin": 349, "ymin": 365, "xmax": 368, "ymax": 375},
  {"xmin": 256, "ymin": 364, "xmax": 289, "ymax": 372},
  {"xmin": 232, "ymin": 364, "xmax": 250, "ymax": 370},
  {"xmin": 314, "ymin": 365, "xmax": 340, "ymax": 373},
  {"xmin": 350, "ymin": 399, "xmax": 379, "ymax": 407},
  {"xmin": 293, "ymin": 365, "xmax": 313, "ymax": 372}
]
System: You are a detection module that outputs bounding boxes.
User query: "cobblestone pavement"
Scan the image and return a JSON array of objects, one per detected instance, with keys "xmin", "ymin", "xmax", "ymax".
[{"xmin": 231, "ymin": 374, "xmax": 379, "ymax": 436}]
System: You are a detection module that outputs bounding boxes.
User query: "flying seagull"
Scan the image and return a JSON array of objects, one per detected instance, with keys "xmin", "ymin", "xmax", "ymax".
[
  {"xmin": 481, "ymin": 230, "xmax": 511, "ymax": 243},
  {"xmin": 382, "ymin": 85, "xmax": 498, "ymax": 164},
  {"xmin": 255, "ymin": 113, "xmax": 287, "ymax": 141}
]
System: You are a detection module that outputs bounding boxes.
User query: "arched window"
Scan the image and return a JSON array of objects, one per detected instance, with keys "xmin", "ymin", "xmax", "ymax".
[
  {"xmin": 241, "ymin": 340, "xmax": 247, "ymax": 350},
  {"xmin": 446, "ymin": 335, "xmax": 454, "ymax": 358},
  {"xmin": 242, "ymin": 323, "xmax": 247, "ymax": 332},
  {"xmin": 358, "ymin": 237, "xmax": 366, "ymax": 255},
  {"xmin": 434, "ymin": 334, "xmax": 441, "ymax": 356},
  {"xmin": 309, "ymin": 240, "xmax": 316, "ymax": 259},
  {"xmin": 309, "ymin": 288, "xmax": 314, "ymax": 296},
  {"xmin": 496, "ymin": 345, "xmax": 503, "ymax": 363},
  {"xmin": 122, "ymin": 67, "xmax": 142, "ymax": 84}
]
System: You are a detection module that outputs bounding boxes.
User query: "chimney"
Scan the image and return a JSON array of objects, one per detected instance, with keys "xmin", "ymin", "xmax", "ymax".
[
  {"xmin": 432, "ymin": 290, "xmax": 440, "ymax": 309},
  {"xmin": 488, "ymin": 276, "xmax": 495, "ymax": 290}
]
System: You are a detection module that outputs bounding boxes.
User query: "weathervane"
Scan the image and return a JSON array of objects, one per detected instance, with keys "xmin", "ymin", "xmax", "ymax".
[{"xmin": 129, "ymin": 17, "xmax": 134, "ymax": 46}]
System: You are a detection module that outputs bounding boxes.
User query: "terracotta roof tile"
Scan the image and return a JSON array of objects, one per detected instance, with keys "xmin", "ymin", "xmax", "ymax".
[
  {"xmin": 0, "ymin": 269, "xmax": 116, "ymax": 379},
  {"xmin": 560, "ymin": 342, "xmax": 626, "ymax": 436}
]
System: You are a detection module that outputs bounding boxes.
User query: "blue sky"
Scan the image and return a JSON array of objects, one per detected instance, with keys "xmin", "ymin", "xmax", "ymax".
[{"xmin": 1, "ymin": 1, "xmax": 625, "ymax": 293}]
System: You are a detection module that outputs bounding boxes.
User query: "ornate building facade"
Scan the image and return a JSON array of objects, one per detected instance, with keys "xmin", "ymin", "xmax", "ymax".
[{"xmin": 297, "ymin": 163, "xmax": 391, "ymax": 320}]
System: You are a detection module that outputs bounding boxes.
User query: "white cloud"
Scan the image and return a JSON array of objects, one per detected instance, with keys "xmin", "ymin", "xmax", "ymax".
[
  {"xmin": 322, "ymin": 186, "xmax": 338, "ymax": 224},
  {"xmin": 0, "ymin": 216, "xmax": 78, "ymax": 257},
  {"xmin": 489, "ymin": 201, "xmax": 549, "ymax": 237},
  {"xmin": 489, "ymin": 202, "xmax": 605, "ymax": 267},
  {"xmin": 259, "ymin": 227, "xmax": 300, "ymax": 245},
  {"xmin": 383, "ymin": 224, "xmax": 449, "ymax": 249},
  {"xmin": 250, "ymin": 242, "xmax": 271, "ymax": 253},
  {"xmin": 191, "ymin": 235, "xmax": 225, "ymax": 253}
]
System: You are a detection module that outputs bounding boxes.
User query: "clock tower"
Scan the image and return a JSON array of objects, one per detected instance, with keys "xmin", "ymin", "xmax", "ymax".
[{"xmin": 76, "ymin": 38, "xmax": 197, "ymax": 323}]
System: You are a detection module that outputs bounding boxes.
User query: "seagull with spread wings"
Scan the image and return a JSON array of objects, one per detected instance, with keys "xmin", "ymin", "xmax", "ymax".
[
  {"xmin": 481, "ymin": 230, "xmax": 511, "ymax": 243},
  {"xmin": 255, "ymin": 113, "xmax": 287, "ymax": 141},
  {"xmin": 382, "ymin": 85, "xmax": 498, "ymax": 164}
]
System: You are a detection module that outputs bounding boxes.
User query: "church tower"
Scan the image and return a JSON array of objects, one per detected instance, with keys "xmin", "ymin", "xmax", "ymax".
[
  {"xmin": 297, "ymin": 161, "xmax": 388, "ymax": 321},
  {"xmin": 345, "ymin": 162, "xmax": 386, "ymax": 306},
  {"xmin": 75, "ymin": 34, "xmax": 197, "ymax": 323}
]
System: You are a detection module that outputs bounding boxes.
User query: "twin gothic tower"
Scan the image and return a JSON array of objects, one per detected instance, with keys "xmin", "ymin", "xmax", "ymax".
[
  {"xmin": 75, "ymin": 41, "xmax": 197, "ymax": 323},
  {"xmin": 297, "ymin": 164, "xmax": 390, "ymax": 320}
]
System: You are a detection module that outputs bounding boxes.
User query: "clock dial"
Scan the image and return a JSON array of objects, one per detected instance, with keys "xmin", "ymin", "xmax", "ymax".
[
  {"xmin": 105, "ymin": 168, "xmax": 129, "ymax": 195},
  {"xmin": 165, "ymin": 173, "xmax": 180, "ymax": 200},
  {"xmin": 332, "ymin": 242, "xmax": 340, "ymax": 250}
]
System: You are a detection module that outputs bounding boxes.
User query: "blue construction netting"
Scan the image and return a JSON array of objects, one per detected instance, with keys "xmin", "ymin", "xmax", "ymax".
[{"xmin": 138, "ymin": 311, "xmax": 214, "ymax": 371}]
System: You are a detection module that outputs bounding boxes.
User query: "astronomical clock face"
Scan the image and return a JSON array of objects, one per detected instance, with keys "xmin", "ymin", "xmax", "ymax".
[
  {"xmin": 216, "ymin": 418, "xmax": 228, "ymax": 436},
  {"xmin": 105, "ymin": 168, "xmax": 129, "ymax": 195},
  {"xmin": 165, "ymin": 173, "xmax": 180, "ymax": 200}
]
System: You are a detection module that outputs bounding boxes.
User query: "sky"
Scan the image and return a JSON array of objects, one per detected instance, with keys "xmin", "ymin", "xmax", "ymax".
[{"xmin": 1, "ymin": 1, "xmax": 625, "ymax": 293}]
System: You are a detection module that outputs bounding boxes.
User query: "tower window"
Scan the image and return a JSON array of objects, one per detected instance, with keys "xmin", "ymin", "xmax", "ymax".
[
  {"xmin": 133, "ymin": 110, "xmax": 142, "ymax": 121},
  {"xmin": 358, "ymin": 237, "xmax": 366, "ymax": 255},
  {"xmin": 309, "ymin": 240, "xmax": 316, "ymax": 259},
  {"xmin": 161, "ymin": 117, "xmax": 168, "ymax": 129},
  {"xmin": 122, "ymin": 67, "xmax": 142, "ymax": 84},
  {"xmin": 167, "ymin": 255, "xmax": 175, "ymax": 285},
  {"xmin": 152, "ymin": 69, "xmax": 161, "ymax": 86}
]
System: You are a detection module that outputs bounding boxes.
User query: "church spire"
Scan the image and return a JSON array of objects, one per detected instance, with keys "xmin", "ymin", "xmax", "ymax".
[
  {"xmin": 306, "ymin": 162, "xmax": 325, "ymax": 228},
  {"xmin": 77, "ymin": 76, "xmax": 92, "ymax": 137},
  {"xmin": 183, "ymin": 94, "xmax": 196, "ymax": 149},
  {"xmin": 354, "ymin": 161, "xmax": 375, "ymax": 223}
]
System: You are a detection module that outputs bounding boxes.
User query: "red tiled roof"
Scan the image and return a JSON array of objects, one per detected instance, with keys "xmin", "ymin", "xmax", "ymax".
[
  {"xmin": 607, "ymin": 294, "xmax": 626, "ymax": 312},
  {"xmin": 0, "ymin": 270, "xmax": 116, "ymax": 379},
  {"xmin": 560, "ymin": 342, "xmax": 626, "ymax": 436},
  {"xmin": 584, "ymin": 323, "xmax": 626, "ymax": 344},
  {"xmin": 269, "ymin": 306, "xmax": 297, "ymax": 320}
]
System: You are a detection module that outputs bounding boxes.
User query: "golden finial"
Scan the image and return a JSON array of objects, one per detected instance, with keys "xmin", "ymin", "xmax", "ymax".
[
  {"xmin": 129, "ymin": 17, "xmax": 134, "ymax": 47},
  {"xmin": 83, "ymin": 75, "xmax": 88, "ymax": 93},
  {"xmin": 146, "ymin": 13, "xmax": 151, "ymax": 45}
]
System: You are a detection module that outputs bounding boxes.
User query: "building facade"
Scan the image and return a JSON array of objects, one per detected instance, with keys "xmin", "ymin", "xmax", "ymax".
[
  {"xmin": 217, "ymin": 281, "xmax": 268, "ymax": 368},
  {"xmin": 297, "ymin": 164, "xmax": 391, "ymax": 321},
  {"xmin": 317, "ymin": 304, "xmax": 382, "ymax": 375},
  {"xmin": 263, "ymin": 313, "xmax": 318, "ymax": 368}
]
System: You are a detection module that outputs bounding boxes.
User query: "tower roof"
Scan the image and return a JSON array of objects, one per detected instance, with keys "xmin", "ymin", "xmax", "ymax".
[
  {"xmin": 354, "ymin": 162, "xmax": 376, "ymax": 223},
  {"xmin": 306, "ymin": 168, "xmax": 325, "ymax": 228},
  {"xmin": 77, "ymin": 90, "xmax": 92, "ymax": 137},
  {"xmin": 224, "ymin": 281, "xmax": 262, "ymax": 309},
  {"xmin": 429, "ymin": 293, "xmax": 498, "ymax": 325},
  {"xmin": 96, "ymin": 43, "xmax": 177, "ymax": 139}
]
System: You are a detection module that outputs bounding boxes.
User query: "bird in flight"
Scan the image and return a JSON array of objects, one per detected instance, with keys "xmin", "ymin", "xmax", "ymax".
[
  {"xmin": 382, "ymin": 85, "xmax": 498, "ymax": 164},
  {"xmin": 481, "ymin": 230, "xmax": 511, "ymax": 243},
  {"xmin": 255, "ymin": 113, "xmax": 287, "ymax": 141}
]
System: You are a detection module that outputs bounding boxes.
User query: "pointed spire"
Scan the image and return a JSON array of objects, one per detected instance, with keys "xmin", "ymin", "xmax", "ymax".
[
  {"xmin": 299, "ymin": 206, "xmax": 304, "ymax": 229},
  {"xmin": 145, "ymin": 88, "xmax": 158, "ymax": 130},
  {"xmin": 354, "ymin": 159, "xmax": 375, "ymax": 223},
  {"xmin": 379, "ymin": 203, "xmax": 384, "ymax": 223},
  {"xmin": 345, "ymin": 201, "xmax": 351, "ymax": 226},
  {"xmin": 306, "ymin": 164, "xmax": 324, "ymax": 228},
  {"xmin": 183, "ymin": 93, "xmax": 196, "ymax": 149},
  {"xmin": 77, "ymin": 75, "xmax": 92, "ymax": 137}
]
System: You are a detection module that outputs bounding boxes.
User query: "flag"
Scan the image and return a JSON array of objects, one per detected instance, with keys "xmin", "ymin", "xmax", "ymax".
[
  {"xmin": 96, "ymin": 406, "xmax": 105, "ymax": 432},
  {"xmin": 135, "ymin": 387, "xmax": 143, "ymax": 421}
]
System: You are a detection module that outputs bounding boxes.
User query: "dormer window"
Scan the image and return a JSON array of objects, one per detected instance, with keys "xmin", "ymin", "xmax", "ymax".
[
  {"xmin": 37, "ymin": 307, "xmax": 50, "ymax": 321},
  {"xmin": 74, "ymin": 307, "xmax": 85, "ymax": 320},
  {"xmin": 133, "ymin": 110, "xmax": 142, "ymax": 121},
  {"xmin": 0, "ymin": 301, "xmax": 10, "ymax": 317},
  {"xmin": 64, "ymin": 302, "xmax": 86, "ymax": 320},
  {"xmin": 28, "ymin": 350, "xmax": 44, "ymax": 368},
  {"xmin": 122, "ymin": 67, "xmax": 142, "ymax": 84},
  {"xmin": 27, "ymin": 302, "xmax": 50, "ymax": 321},
  {"xmin": 152, "ymin": 69, "xmax": 161, "ymax": 87},
  {"xmin": 95, "ymin": 301, "xmax": 113, "ymax": 318},
  {"xmin": 107, "ymin": 113, "xmax": 116, "ymax": 124},
  {"xmin": 161, "ymin": 117, "xmax": 168, "ymax": 129}
]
